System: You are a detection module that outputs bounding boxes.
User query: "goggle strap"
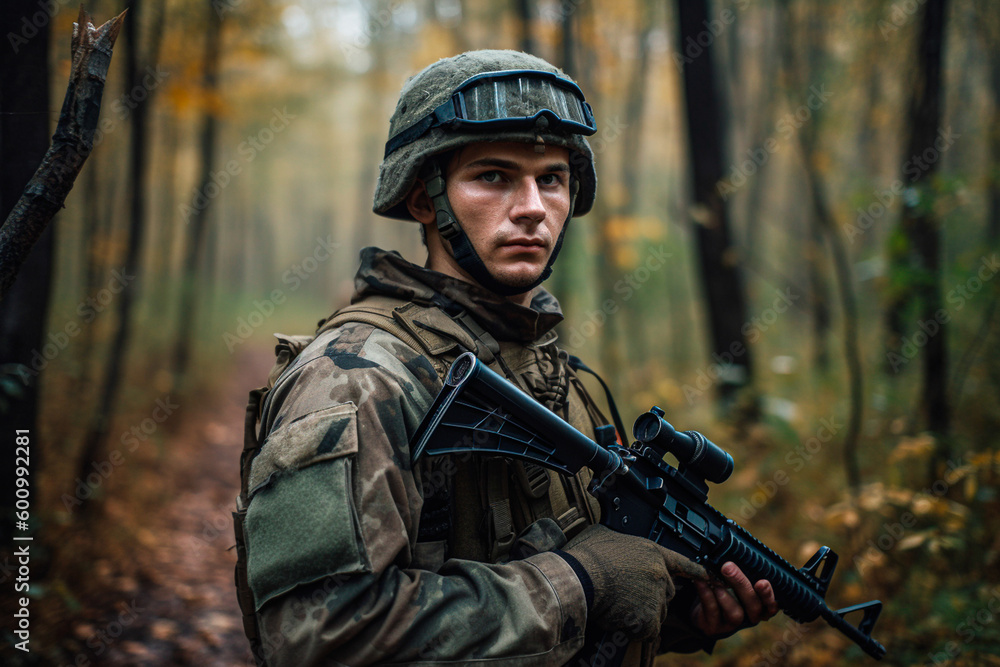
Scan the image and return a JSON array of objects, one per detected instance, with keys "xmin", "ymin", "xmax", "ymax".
[
  {"xmin": 384, "ymin": 100, "xmax": 458, "ymax": 158},
  {"xmin": 384, "ymin": 70, "xmax": 595, "ymax": 158}
]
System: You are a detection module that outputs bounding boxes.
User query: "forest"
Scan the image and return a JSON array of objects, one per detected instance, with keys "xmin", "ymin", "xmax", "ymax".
[{"xmin": 1, "ymin": 0, "xmax": 998, "ymax": 664}]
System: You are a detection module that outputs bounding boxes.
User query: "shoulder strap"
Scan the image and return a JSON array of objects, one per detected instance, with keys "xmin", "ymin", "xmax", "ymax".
[
  {"xmin": 318, "ymin": 295, "xmax": 412, "ymax": 337},
  {"xmin": 566, "ymin": 354, "xmax": 627, "ymax": 446}
]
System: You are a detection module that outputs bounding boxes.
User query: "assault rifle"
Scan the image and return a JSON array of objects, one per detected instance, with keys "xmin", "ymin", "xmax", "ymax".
[{"xmin": 411, "ymin": 352, "xmax": 886, "ymax": 662}]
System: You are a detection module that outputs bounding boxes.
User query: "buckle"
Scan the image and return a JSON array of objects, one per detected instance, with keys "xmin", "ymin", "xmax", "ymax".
[{"xmin": 515, "ymin": 462, "xmax": 551, "ymax": 499}]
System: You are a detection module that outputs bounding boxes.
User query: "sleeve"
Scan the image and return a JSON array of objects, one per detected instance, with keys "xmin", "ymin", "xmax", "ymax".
[{"xmin": 242, "ymin": 325, "xmax": 588, "ymax": 666}]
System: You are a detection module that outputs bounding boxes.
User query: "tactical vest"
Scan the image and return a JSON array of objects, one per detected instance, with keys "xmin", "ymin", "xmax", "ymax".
[{"xmin": 233, "ymin": 294, "xmax": 618, "ymax": 665}]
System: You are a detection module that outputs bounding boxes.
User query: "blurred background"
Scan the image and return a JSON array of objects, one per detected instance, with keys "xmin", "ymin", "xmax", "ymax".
[{"xmin": 1, "ymin": 0, "xmax": 999, "ymax": 664}]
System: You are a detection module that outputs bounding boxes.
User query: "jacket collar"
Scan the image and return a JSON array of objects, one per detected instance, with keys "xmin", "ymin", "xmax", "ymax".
[{"xmin": 352, "ymin": 247, "xmax": 564, "ymax": 344}]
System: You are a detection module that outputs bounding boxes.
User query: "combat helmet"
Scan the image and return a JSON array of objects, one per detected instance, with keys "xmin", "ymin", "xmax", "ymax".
[{"xmin": 373, "ymin": 50, "xmax": 598, "ymax": 296}]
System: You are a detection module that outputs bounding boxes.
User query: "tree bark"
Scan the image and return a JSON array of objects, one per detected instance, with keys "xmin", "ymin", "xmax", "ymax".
[
  {"xmin": 778, "ymin": 0, "xmax": 864, "ymax": 491},
  {"xmin": 890, "ymin": 0, "xmax": 950, "ymax": 473},
  {"xmin": 76, "ymin": 0, "xmax": 155, "ymax": 517},
  {"xmin": 674, "ymin": 0, "xmax": 753, "ymax": 407},
  {"xmin": 172, "ymin": 1, "xmax": 222, "ymax": 383},
  {"xmin": 514, "ymin": 0, "xmax": 535, "ymax": 54},
  {"xmin": 0, "ymin": 7, "xmax": 125, "ymax": 302},
  {"xmin": 0, "ymin": 0, "xmax": 53, "ymax": 544}
]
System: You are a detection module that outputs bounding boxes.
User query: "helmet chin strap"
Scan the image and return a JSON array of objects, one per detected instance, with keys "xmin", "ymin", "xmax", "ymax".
[{"xmin": 423, "ymin": 159, "xmax": 578, "ymax": 298}]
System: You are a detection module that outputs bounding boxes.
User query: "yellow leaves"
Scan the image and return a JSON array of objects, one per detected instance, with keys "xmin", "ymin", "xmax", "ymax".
[
  {"xmin": 824, "ymin": 502, "xmax": 860, "ymax": 529},
  {"xmin": 858, "ymin": 482, "xmax": 887, "ymax": 510},
  {"xmin": 163, "ymin": 77, "xmax": 228, "ymax": 117},
  {"xmin": 888, "ymin": 433, "xmax": 936, "ymax": 463},
  {"xmin": 600, "ymin": 216, "xmax": 667, "ymax": 270},
  {"xmin": 612, "ymin": 245, "xmax": 639, "ymax": 270},
  {"xmin": 897, "ymin": 532, "xmax": 929, "ymax": 550},
  {"xmin": 652, "ymin": 378, "xmax": 684, "ymax": 410}
]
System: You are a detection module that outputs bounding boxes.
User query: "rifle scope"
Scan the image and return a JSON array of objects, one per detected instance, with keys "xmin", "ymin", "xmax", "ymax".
[{"xmin": 632, "ymin": 407, "xmax": 734, "ymax": 484}]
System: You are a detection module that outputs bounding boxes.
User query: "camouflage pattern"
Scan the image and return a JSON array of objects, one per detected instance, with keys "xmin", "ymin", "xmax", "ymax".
[
  {"xmin": 373, "ymin": 50, "xmax": 597, "ymax": 221},
  {"xmin": 241, "ymin": 248, "xmax": 702, "ymax": 666}
]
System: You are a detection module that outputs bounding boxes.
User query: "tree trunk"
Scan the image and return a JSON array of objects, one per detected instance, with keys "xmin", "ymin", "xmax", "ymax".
[
  {"xmin": 891, "ymin": 0, "xmax": 950, "ymax": 473},
  {"xmin": 0, "ymin": 0, "xmax": 52, "ymax": 543},
  {"xmin": 778, "ymin": 0, "xmax": 864, "ymax": 491},
  {"xmin": 560, "ymin": 0, "xmax": 575, "ymax": 76},
  {"xmin": 514, "ymin": 0, "xmax": 535, "ymax": 54},
  {"xmin": 76, "ymin": 0, "xmax": 154, "ymax": 518},
  {"xmin": 0, "ymin": 8, "xmax": 125, "ymax": 301},
  {"xmin": 674, "ymin": 0, "xmax": 753, "ymax": 407},
  {"xmin": 172, "ymin": 1, "xmax": 222, "ymax": 383}
]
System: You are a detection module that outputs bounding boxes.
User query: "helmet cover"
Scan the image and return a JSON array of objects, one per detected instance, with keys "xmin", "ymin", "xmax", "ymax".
[{"xmin": 373, "ymin": 49, "xmax": 597, "ymax": 220}]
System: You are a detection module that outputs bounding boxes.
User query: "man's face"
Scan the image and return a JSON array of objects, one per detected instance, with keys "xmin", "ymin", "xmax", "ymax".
[{"xmin": 415, "ymin": 141, "xmax": 572, "ymax": 301}]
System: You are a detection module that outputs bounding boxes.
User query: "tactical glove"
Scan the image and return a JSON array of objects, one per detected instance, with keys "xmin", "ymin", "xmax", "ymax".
[{"xmin": 557, "ymin": 524, "xmax": 707, "ymax": 641}]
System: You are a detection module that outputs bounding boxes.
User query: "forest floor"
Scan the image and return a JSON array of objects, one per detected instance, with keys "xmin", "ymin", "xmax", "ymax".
[{"xmin": 72, "ymin": 345, "xmax": 273, "ymax": 667}]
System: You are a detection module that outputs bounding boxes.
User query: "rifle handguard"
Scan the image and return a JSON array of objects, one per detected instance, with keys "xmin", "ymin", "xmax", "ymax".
[{"xmin": 411, "ymin": 352, "xmax": 887, "ymax": 662}]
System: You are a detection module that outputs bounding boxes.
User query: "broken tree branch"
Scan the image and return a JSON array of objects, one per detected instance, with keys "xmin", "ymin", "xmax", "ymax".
[{"xmin": 0, "ymin": 6, "xmax": 126, "ymax": 303}]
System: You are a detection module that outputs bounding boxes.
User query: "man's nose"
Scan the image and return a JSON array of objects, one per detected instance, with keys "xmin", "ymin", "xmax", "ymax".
[{"xmin": 510, "ymin": 178, "xmax": 546, "ymax": 224}]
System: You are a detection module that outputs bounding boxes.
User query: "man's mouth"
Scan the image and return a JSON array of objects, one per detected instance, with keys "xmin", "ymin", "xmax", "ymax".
[{"xmin": 502, "ymin": 238, "xmax": 546, "ymax": 251}]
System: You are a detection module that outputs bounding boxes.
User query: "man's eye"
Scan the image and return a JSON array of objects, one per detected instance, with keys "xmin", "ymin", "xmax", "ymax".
[
  {"xmin": 479, "ymin": 171, "xmax": 501, "ymax": 183},
  {"xmin": 539, "ymin": 173, "xmax": 562, "ymax": 186}
]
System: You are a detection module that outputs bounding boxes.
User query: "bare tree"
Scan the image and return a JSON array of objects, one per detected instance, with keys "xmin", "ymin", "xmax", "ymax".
[
  {"xmin": 886, "ymin": 0, "xmax": 950, "ymax": 474},
  {"xmin": 172, "ymin": 1, "xmax": 223, "ymax": 383},
  {"xmin": 77, "ymin": 0, "xmax": 164, "ymax": 516},
  {"xmin": 0, "ymin": 6, "xmax": 124, "ymax": 536},
  {"xmin": 0, "ymin": 8, "xmax": 126, "ymax": 301},
  {"xmin": 514, "ymin": 0, "xmax": 535, "ymax": 54},
  {"xmin": 674, "ymin": 0, "xmax": 754, "ymax": 407},
  {"xmin": 0, "ymin": 0, "xmax": 52, "ymax": 544},
  {"xmin": 779, "ymin": 0, "xmax": 864, "ymax": 491}
]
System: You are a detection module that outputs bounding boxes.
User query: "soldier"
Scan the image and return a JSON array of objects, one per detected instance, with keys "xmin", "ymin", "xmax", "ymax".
[{"xmin": 233, "ymin": 50, "xmax": 777, "ymax": 667}]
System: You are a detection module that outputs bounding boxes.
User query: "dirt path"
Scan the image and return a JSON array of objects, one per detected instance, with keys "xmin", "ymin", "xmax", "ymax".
[{"xmin": 90, "ymin": 346, "xmax": 274, "ymax": 666}]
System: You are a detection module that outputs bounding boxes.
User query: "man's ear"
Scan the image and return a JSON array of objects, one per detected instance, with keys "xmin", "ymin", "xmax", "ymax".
[{"xmin": 405, "ymin": 179, "xmax": 436, "ymax": 225}]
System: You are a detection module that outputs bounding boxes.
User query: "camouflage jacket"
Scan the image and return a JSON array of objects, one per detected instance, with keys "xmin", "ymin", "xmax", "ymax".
[{"xmin": 242, "ymin": 248, "xmax": 702, "ymax": 666}]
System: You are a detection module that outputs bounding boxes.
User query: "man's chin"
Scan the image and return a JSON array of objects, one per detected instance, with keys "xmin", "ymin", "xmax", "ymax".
[{"xmin": 489, "ymin": 269, "xmax": 545, "ymax": 294}]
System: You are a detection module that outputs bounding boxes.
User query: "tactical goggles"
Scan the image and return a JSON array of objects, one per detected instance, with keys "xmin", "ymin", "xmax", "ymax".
[{"xmin": 384, "ymin": 69, "xmax": 597, "ymax": 157}]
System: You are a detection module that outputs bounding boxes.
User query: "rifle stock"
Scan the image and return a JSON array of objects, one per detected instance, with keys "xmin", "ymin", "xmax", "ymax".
[{"xmin": 411, "ymin": 352, "xmax": 886, "ymax": 661}]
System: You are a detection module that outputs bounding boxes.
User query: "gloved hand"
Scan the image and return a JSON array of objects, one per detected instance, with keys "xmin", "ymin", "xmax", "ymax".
[{"xmin": 557, "ymin": 524, "xmax": 707, "ymax": 641}]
